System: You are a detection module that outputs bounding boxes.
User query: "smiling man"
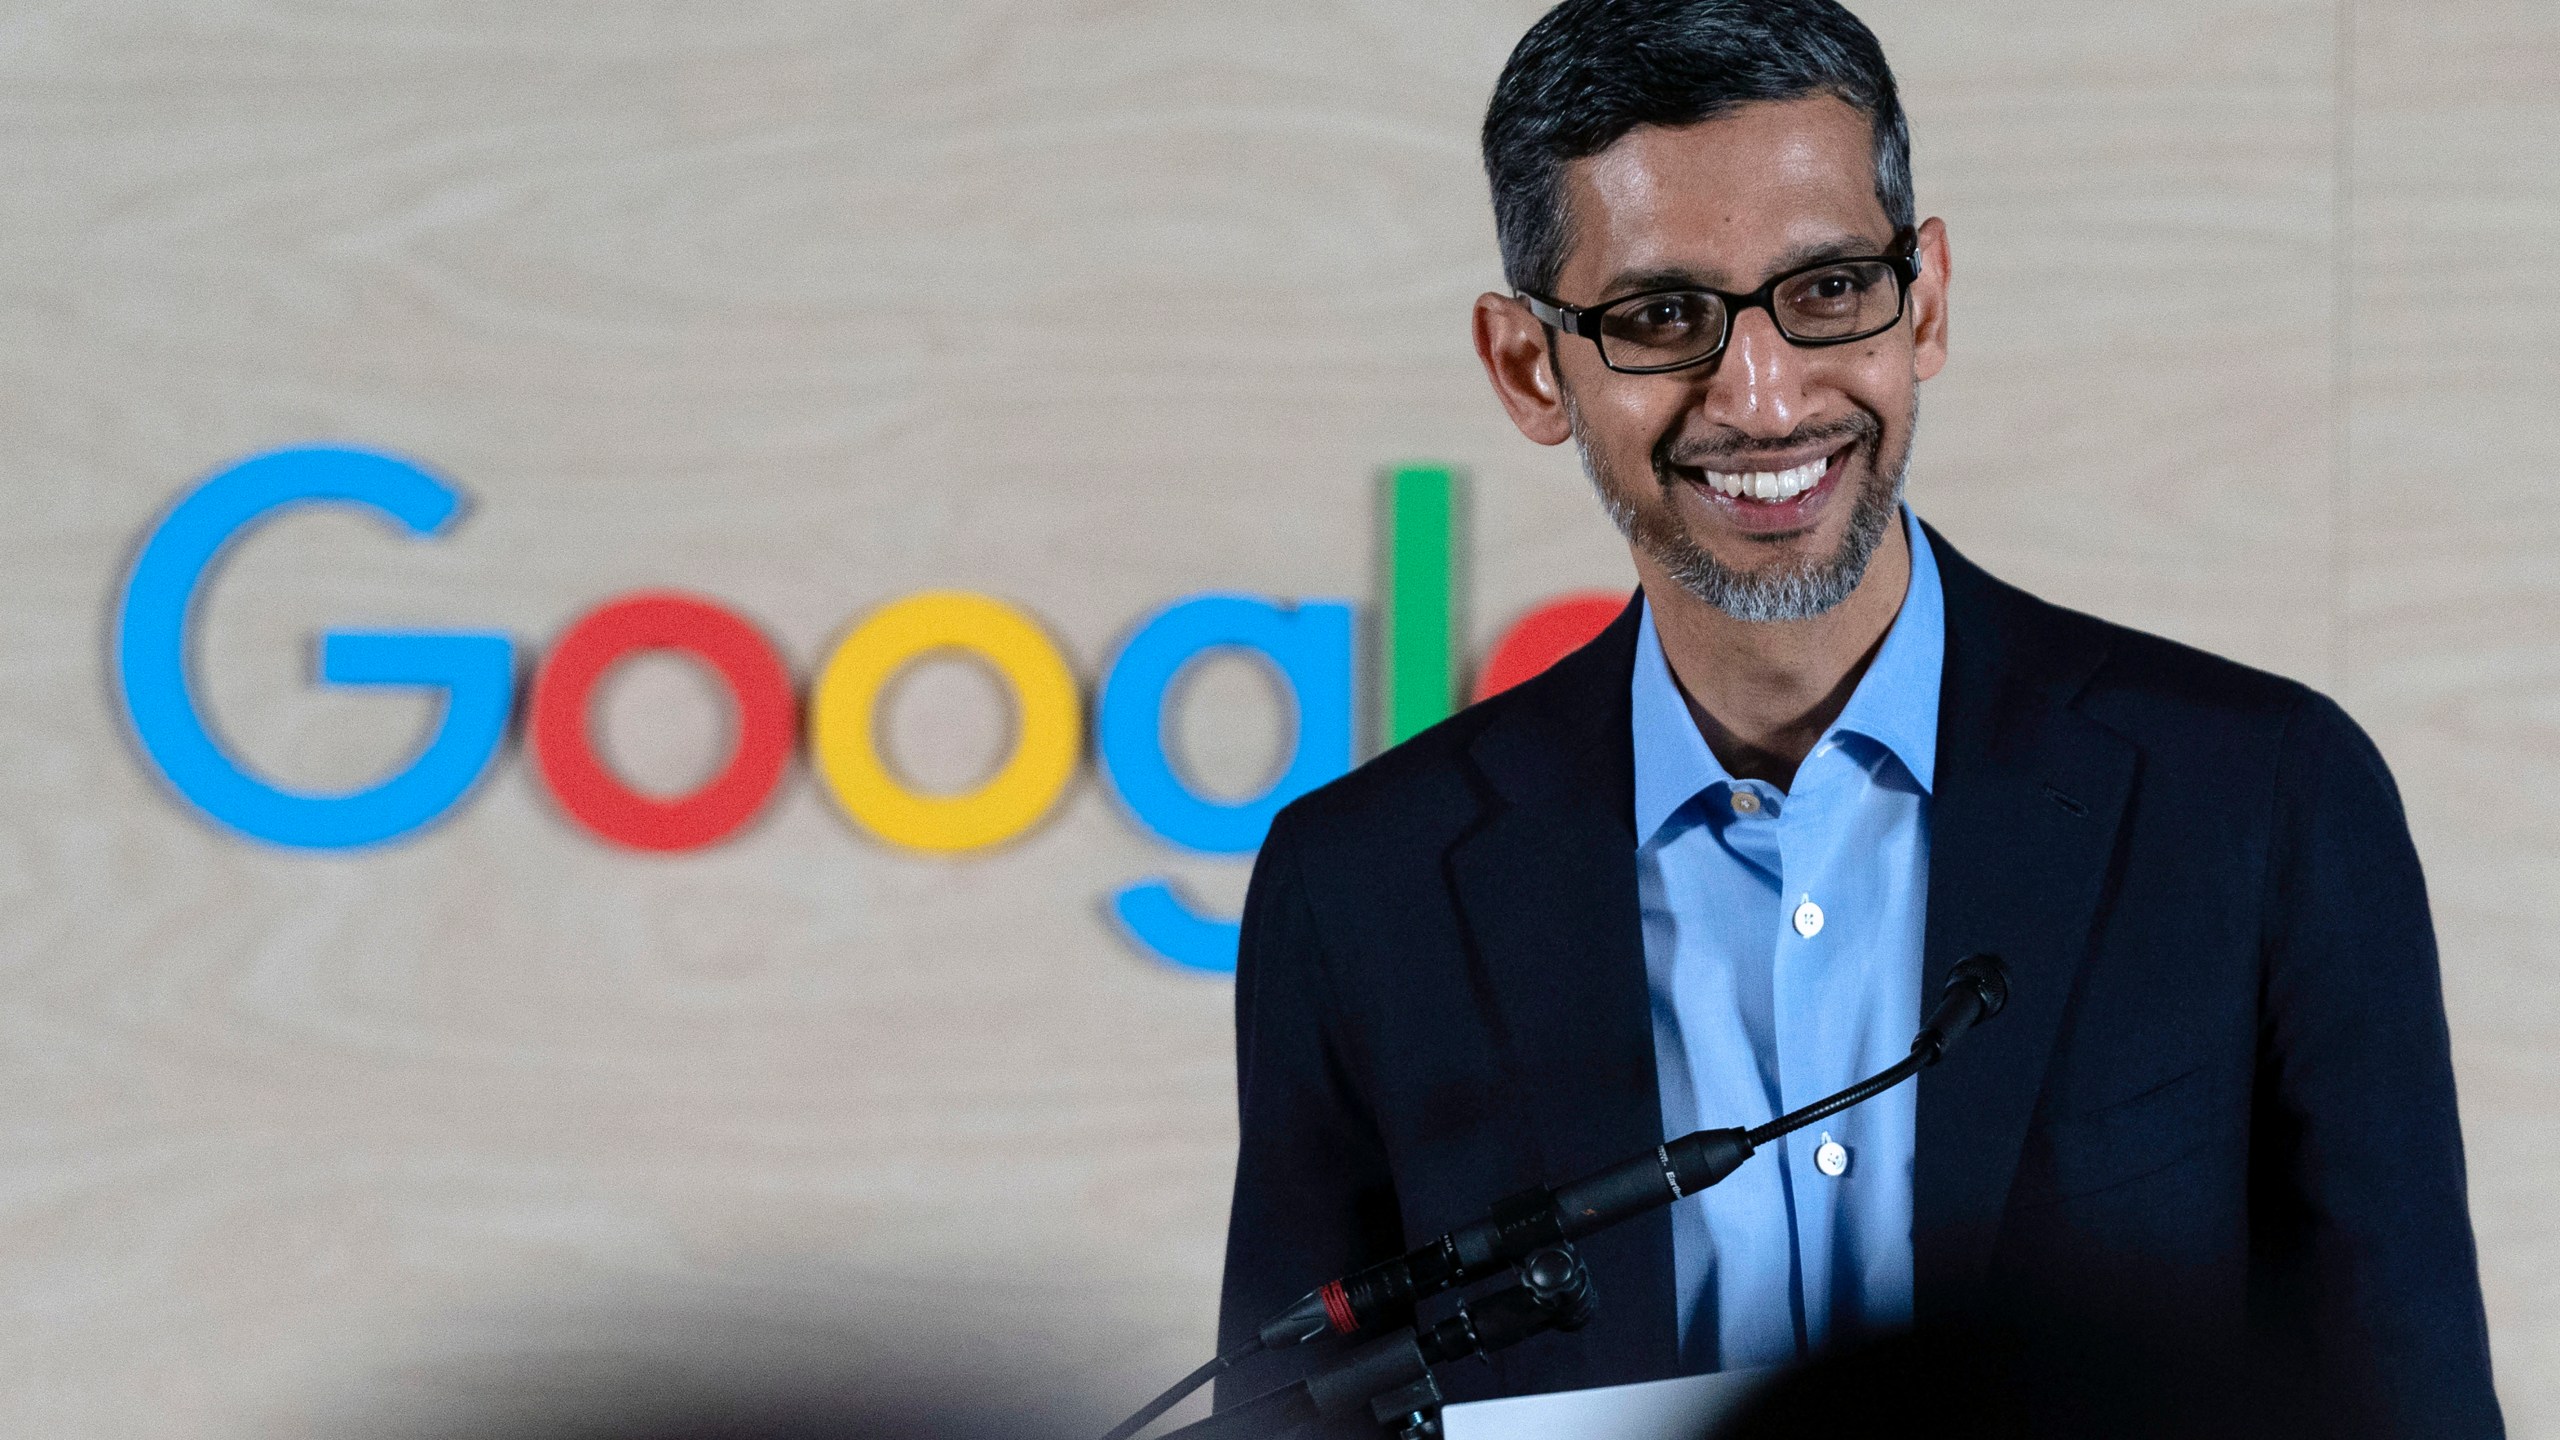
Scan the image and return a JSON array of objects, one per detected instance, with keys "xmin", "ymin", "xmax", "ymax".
[{"xmin": 1215, "ymin": 2, "xmax": 2499, "ymax": 1436}]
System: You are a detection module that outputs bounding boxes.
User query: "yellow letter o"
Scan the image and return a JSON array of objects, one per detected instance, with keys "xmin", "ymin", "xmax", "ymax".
[{"xmin": 811, "ymin": 591, "xmax": 1081, "ymax": 853}]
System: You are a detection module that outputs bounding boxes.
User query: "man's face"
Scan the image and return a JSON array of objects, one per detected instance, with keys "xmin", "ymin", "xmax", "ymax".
[{"xmin": 1477, "ymin": 96, "xmax": 1950, "ymax": 622}]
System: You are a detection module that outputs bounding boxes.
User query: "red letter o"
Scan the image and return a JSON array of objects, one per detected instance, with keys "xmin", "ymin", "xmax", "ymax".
[
  {"xmin": 530, "ymin": 592, "xmax": 795, "ymax": 851},
  {"xmin": 1475, "ymin": 592, "xmax": 1626, "ymax": 701}
]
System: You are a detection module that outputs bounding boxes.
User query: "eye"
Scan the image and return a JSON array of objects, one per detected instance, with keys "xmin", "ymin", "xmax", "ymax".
[
  {"xmin": 1779, "ymin": 264, "xmax": 1885, "ymax": 321},
  {"xmin": 1601, "ymin": 292, "xmax": 1714, "ymax": 347}
]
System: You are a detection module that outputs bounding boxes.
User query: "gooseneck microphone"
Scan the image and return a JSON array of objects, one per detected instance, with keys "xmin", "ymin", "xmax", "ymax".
[
  {"xmin": 1100, "ymin": 954, "xmax": 2011, "ymax": 1440},
  {"xmin": 1918, "ymin": 952, "xmax": 2010, "ymax": 1063},
  {"xmin": 1255, "ymin": 953, "xmax": 2010, "ymax": 1350}
]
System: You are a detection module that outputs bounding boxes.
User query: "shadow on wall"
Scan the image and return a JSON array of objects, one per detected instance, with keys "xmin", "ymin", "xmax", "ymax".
[
  {"xmin": 304, "ymin": 1288, "xmax": 2276, "ymax": 1440},
  {"xmin": 314, "ymin": 1283, "xmax": 1106, "ymax": 1440}
]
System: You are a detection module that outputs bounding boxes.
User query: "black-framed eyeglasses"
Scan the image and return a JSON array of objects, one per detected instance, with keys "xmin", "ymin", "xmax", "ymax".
[{"xmin": 1520, "ymin": 229, "xmax": 1921, "ymax": 375}]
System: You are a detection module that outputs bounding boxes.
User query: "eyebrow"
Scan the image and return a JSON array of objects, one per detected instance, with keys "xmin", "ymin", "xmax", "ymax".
[{"xmin": 1592, "ymin": 234, "xmax": 1890, "ymax": 304}]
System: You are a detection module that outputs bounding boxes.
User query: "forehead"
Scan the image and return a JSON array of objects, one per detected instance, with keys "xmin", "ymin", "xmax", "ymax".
[{"xmin": 1557, "ymin": 94, "xmax": 1890, "ymax": 293}]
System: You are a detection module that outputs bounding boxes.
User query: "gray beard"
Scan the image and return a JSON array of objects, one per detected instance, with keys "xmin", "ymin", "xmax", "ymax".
[{"xmin": 1573, "ymin": 410, "xmax": 1910, "ymax": 624}]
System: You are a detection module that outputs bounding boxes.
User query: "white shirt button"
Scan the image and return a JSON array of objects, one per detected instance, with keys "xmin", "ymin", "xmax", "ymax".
[
  {"xmin": 1793, "ymin": 898, "xmax": 1825, "ymax": 938},
  {"xmin": 1815, "ymin": 1135, "xmax": 1849, "ymax": 1178},
  {"xmin": 1729, "ymin": 790, "xmax": 1760, "ymax": 816}
]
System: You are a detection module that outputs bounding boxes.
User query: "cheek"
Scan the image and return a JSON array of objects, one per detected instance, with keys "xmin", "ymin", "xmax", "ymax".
[
  {"xmin": 1585, "ymin": 383, "xmax": 1690, "ymax": 459},
  {"xmin": 1830, "ymin": 348, "xmax": 1917, "ymax": 429}
]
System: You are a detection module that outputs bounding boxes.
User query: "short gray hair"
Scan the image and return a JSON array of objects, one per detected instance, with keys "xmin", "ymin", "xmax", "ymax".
[{"xmin": 1483, "ymin": 0, "xmax": 1914, "ymax": 296}]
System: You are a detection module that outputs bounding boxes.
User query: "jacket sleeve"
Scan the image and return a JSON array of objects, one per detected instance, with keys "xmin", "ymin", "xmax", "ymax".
[
  {"xmin": 1212, "ymin": 807, "xmax": 1403, "ymax": 1409},
  {"xmin": 2258, "ymin": 692, "xmax": 2502, "ymax": 1436}
]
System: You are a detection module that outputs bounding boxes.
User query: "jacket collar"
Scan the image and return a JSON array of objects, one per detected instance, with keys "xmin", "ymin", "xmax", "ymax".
[
  {"xmin": 1444, "ymin": 595, "xmax": 1672, "ymax": 1392},
  {"xmin": 1908, "ymin": 520, "xmax": 2136, "ymax": 1310}
]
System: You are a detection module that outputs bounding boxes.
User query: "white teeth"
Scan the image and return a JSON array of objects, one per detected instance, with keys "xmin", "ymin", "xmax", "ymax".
[{"xmin": 1702, "ymin": 456, "xmax": 1830, "ymax": 503}]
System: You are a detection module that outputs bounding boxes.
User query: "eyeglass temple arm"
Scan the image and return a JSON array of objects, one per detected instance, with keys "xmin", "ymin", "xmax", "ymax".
[{"xmin": 1517, "ymin": 292, "xmax": 1592, "ymax": 337}]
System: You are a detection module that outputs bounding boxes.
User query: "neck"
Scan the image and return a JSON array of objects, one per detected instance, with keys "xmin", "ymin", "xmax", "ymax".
[{"xmin": 1638, "ymin": 518, "xmax": 1913, "ymax": 791}]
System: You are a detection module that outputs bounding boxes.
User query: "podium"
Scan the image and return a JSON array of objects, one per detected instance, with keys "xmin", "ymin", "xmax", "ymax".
[{"xmin": 1440, "ymin": 1370, "xmax": 1767, "ymax": 1440}]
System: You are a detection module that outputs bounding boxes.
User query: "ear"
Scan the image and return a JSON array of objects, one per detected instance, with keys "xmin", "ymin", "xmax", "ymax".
[
  {"xmin": 1473, "ymin": 292, "xmax": 1574, "ymax": 446},
  {"xmin": 1909, "ymin": 217, "xmax": 1952, "ymax": 383}
]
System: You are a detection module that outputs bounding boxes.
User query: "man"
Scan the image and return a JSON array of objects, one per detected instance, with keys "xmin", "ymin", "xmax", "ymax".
[{"xmin": 1214, "ymin": 1, "xmax": 2501, "ymax": 1435}]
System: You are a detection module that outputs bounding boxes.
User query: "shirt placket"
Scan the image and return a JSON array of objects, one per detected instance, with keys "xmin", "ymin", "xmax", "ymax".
[
  {"xmin": 1712, "ymin": 780, "xmax": 1805, "ymax": 1358},
  {"xmin": 1771, "ymin": 765, "xmax": 1841, "ymax": 1353}
]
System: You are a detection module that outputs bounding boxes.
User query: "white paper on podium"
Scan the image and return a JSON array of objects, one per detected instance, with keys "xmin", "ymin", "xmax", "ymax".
[{"xmin": 1439, "ymin": 1368, "xmax": 1768, "ymax": 1440}]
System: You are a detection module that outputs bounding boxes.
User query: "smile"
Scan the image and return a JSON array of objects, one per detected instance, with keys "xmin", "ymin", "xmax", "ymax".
[{"xmin": 1699, "ymin": 454, "xmax": 1831, "ymax": 502}]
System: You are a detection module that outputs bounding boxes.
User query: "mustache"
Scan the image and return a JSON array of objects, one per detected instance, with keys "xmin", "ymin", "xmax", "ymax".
[{"xmin": 1652, "ymin": 414, "xmax": 1880, "ymax": 476}]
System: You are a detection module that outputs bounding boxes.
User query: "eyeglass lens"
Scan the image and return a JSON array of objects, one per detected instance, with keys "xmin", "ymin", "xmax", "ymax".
[{"xmin": 1595, "ymin": 259, "xmax": 1905, "ymax": 370}]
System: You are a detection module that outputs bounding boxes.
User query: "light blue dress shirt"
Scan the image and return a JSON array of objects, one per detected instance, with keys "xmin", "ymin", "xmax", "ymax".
[{"xmin": 1631, "ymin": 506, "xmax": 1944, "ymax": 1373}]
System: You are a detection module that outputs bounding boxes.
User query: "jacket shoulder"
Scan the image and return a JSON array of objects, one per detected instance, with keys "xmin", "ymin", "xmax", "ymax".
[
  {"xmin": 2082, "ymin": 605, "xmax": 2311, "ymax": 722},
  {"xmin": 1270, "ymin": 591, "xmax": 1641, "ymax": 856},
  {"xmin": 1269, "ymin": 682, "xmax": 1518, "ymax": 852},
  {"xmin": 1956, "ymin": 548, "xmax": 2322, "ymax": 737}
]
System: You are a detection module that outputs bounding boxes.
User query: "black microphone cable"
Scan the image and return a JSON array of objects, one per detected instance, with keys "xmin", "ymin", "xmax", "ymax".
[{"xmin": 1099, "ymin": 1336, "xmax": 1265, "ymax": 1440}]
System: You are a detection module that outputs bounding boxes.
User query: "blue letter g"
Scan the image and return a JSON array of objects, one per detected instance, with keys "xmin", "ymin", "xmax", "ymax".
[
  {"xmin": 115, "ymin": 446, "xmax": 516, "ymax": 849},
  {"xmin": 1097, "ymin": 594, "xmax": 1354, "ymax": 973}
]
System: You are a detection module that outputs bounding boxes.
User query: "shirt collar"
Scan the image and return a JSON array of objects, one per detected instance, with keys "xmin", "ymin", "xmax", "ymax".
[
  {"xmin": 1631, "ymin": 600, "xmax": 1734, "ymax": 846},
  {"xmin": 1629, "ymin": 506, "xmax": 1946, "ymax": 846},
  {"xmin": 1828, "ymin": 505, "xmax": 1943, "ymax": 795}
]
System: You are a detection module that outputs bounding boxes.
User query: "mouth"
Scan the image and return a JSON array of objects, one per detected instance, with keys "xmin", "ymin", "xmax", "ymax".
[{"xmin": 1667, "ymin": 443, "xmax": 1854, "ymax": 535}]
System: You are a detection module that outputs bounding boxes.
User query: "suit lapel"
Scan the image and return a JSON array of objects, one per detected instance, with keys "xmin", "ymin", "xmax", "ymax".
[
  {"xmin": 1914, "ymin": 526, "xmax": 2138, "ymax": 1311},
  {"xmin": 1444, "ymin": 597, "xmax": 1682, "ymax": 1388}
]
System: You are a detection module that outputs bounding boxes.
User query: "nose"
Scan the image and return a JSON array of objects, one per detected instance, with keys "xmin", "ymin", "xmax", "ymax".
[{"xmin": 1702, "ymin": 306, "xmax": 1808, "ymax": 439}]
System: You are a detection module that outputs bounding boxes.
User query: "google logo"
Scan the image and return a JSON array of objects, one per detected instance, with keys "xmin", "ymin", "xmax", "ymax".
[{"xmin": 115, "ymin": 447, "xmax": 1622, "ymax": 973}]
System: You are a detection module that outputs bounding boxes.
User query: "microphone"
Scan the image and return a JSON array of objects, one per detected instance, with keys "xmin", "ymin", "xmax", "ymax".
[
  {"xmin": 1256, "ymin": 953, "xmax": 2011, "ymax": 1350},
  {"xmin": 1915, "ymin": 953, "xmax": 2008, "ymax": 1065}
]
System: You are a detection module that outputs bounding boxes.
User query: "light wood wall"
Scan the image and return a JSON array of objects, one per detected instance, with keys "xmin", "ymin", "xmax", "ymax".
[{"xmin": 0, "ymin": 2, "xmax": 2551, "ymax": 1434}]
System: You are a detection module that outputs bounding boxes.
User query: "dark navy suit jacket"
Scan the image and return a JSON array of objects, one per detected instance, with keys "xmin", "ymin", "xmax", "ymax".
[{"xmin": 1214, "ymin": 526, "xmax": 2499, "ymax": 1436}]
